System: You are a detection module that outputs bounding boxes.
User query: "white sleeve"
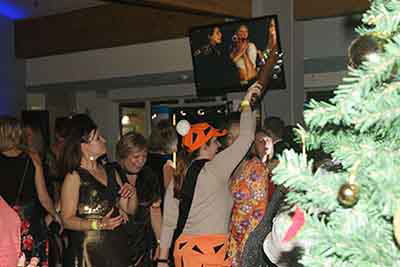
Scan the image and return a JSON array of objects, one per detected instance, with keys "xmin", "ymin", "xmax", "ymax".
[
  {"xmin": 247, "ymin": 43, "xmax": 257, "ymax": 65},
  {"xmin": 263, "ymin": 212, "xmax": 304, "ymax": 267},
  {"xmin": 159, "ymin": 183, "xmax": 179, "ymax": 250}
]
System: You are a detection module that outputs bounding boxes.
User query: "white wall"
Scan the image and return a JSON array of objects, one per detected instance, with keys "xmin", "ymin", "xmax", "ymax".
[
  {"xmin": 0, "ymin": 14, "xmax": 26, "ymax": 116},
  {"xmin": 303, "ymin": 16, "xmax": 358, "ymax": 59},
  {"xmin": 253, "ymin": 0, "xmax": 304, "ymax": 125},
  {"xmin": 302, "ymin": 16, "xmax": 358, "ymax": 103},
  {"xmin": 26, "ymin": 38, "xmax": 193, "ymax": 86}
]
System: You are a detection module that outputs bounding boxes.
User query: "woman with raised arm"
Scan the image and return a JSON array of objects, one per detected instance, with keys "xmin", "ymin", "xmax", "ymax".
[
  {"xmin": 156, "ymin": 83, "xmax": 261, "ymax": 267},
  {"xmin": 60, "ymin": 114, "xmax": 137, "ymax": 267}
]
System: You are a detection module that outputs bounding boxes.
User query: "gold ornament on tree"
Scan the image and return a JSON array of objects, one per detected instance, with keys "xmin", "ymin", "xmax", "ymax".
[
  {"xmin": 348, "ymin": 35, "xmax": 383, "ymax": 69},
  {"xmin": 337, "ymin": 160, "xmax": 361, "ymax": 207},
  {"xmin": 338, "ymin": 183, "xmax": 359, "ymax": 207}
]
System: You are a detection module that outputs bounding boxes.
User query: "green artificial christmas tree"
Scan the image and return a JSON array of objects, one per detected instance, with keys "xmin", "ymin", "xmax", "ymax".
[{"xmin": 272, "ymin": 0, "xmax": 400, "ymax": 265}]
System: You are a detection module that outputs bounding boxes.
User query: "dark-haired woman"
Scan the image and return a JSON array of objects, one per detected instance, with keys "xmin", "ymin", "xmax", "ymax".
[
  {"xmin": 157, "ymin": 83, "xmax": 260, "ymax": 267},
  {"xmin": 0, "ymin": 116, "xmax": 61, "ymax": 267},
  {"xmin": 60, "ymin": 114, "xmax": 138, "ymax": 267}
]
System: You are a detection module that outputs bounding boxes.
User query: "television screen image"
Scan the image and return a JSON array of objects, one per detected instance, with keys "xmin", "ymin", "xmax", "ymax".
[{"xmin": 189, "ymin": 15, "xmax": 286, "ymax": 97}]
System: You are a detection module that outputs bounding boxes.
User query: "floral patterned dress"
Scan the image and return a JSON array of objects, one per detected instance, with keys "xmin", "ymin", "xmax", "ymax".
[
  {"xmin": 13, "ymin": 203, "xmax": 49, "ymax": 267},
  {"xmin": 228, "ymin": 157, "xmax": 270, "ymax": 267}
]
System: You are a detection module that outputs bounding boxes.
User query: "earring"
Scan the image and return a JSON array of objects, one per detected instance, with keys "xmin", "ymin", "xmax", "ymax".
[{"xmin": 89, "ymin": 156, "xmax": 95, "ymax": 161}]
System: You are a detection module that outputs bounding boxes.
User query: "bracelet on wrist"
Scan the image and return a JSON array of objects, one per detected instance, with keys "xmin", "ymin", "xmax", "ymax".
[
  {"xmin": 240, "ymin": 100, "xmax": 250, "ymax": 110},
  {"xmin": 263, "ymin": 48, "xmax": 271, "ymax": 60},
  {"xmin": 90, "ymin": 219, "xmax": 99, "ymax": 231},
  {"xmin": 90, "ymin": 219, "xmax": 105, "ymax": 231}
]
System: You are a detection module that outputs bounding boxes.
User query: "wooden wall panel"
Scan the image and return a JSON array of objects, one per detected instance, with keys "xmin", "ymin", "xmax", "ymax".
[
  {"xmin": 295, "ymin": 0, "xmax": 370, "ymax": 20},
  {"xmin": 106, "ymin": 0, "xmax": 252, "ymax": 18},
  {"xmin": 15, "ymin": 0, "xmax": 371, "ymax": 58},
  {"xmin": 15, "ymin": 4, "xmax": 226, "ymax": 58}
]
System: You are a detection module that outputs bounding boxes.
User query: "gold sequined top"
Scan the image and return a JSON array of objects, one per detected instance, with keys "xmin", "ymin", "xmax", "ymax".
[{"xmin": 76, "ymin": 168, "xmax": 116, "ymax": 220}]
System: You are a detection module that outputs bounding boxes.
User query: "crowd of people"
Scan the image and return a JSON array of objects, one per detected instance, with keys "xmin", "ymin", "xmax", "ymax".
[{"xmin": 0, "ymin": 82, "xmax": 307, "ymax": 267}]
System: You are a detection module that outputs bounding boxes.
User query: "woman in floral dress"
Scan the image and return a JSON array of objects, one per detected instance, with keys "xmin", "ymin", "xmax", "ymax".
[{"xmin": 228, "ymin": 129, "xmax": 273, "ymax": 267}]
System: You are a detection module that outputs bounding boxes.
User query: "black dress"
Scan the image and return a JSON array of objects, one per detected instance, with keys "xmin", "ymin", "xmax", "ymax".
[
  {"xmin": 65, "ymin": 166, "xmax": 131, "ymax": 267},
  {"xmin": 146, "ymin": 153, "xmax": 170, "ymax": 213},
  {"xmin": 113, "ymin": 163, "xmax": 160, "ymax": 267},
  {"xmin": 193, "ymin": 43, "xmax": 239, "ymax": 96},
  {"xmin": 0, "ymin": 152, "xmax": 49, "ymax": 267}
]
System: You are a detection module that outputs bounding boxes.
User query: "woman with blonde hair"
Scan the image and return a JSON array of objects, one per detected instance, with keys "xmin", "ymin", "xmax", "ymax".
[
  {"xmin": 0, "ymin": 115, "xmax": 61, "ymax": 267},
  {"xmin": 113, "ymin": 131, "xmax": 162, "ymax": 266},
  {"xmin": 147, "ymin": 119, "xmax": 178, "ymax": 212}
]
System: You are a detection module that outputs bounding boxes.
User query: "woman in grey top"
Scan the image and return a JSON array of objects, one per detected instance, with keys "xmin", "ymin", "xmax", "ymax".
[{"xmin": 157, "ymin": 83, "xmax": 260, "ymax": 267}]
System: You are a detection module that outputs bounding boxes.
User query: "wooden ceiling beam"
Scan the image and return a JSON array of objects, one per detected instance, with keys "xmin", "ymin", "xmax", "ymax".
[
  {"xmin": 15, "ymin": 4, "xmax": 228, "ymax": 58},
  {"xmin": 105, "ymin": 0, "xmax": 252, "ymax": 18},
  {"xmin": 295, "ymin": 0, "xmax": 370, "ymax": 20},
  {"xmin": 15, "ymin": 0, "xmax": 371, "ymax": 59}
]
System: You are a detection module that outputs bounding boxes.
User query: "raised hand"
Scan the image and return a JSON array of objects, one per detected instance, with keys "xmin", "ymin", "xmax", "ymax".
[
  {"xmin": 262, "ymin": 137, "xmax": 274, "ymax": 163},
  {"xmin": 244, "ymin": 81, "xmax": 263, "ymax": 105},
  {"xmin": 268, "ymin": 18, "xmax": 277, "ymax": 49}
]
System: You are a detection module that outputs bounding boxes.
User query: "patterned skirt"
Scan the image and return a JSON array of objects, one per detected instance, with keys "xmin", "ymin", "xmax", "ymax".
[
  {"xmin": 173, "ymin": 234, "xmax": 231, "ymax": 267},
  {"xmin": 13, "ymin": 203, "xmax": 49, "ymax": 267}
]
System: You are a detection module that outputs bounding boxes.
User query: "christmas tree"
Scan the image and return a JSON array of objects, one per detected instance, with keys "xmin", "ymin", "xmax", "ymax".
[{"xmin": 272, "ymin": 0, "xmax": 400, "ymax": 265}]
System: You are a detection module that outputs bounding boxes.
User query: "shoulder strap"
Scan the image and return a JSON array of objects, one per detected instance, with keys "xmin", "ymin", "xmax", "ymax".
[
  {"xmin": 14, "ymin": 156, "xmax": 30, "ymax": 207},
  {"xmin": 170, "ymin": 159, "xmax": 208, "ymax": 254}
]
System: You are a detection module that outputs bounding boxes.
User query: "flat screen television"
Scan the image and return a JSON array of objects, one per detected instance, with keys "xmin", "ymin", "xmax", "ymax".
[{"xmin": 189, "ymin": 15, "xmax": 286, "ymax": 97}]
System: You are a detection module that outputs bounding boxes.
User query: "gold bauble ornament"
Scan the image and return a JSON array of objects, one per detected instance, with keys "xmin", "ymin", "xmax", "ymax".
[
  {"xmin": 348, "ymin": 35, "xmax": 383, "ymax": 69},
  {"xmin": 338, "ymin": 183, "xmax": 359, "ymax": 207}
]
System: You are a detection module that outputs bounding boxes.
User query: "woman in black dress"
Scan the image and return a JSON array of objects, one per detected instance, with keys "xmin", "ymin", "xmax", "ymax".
[
  {"xmin": 113, "ymin": 131, "xmax": 161, "ymax": 266},
  {"xmin": 147, "ymin": 120, "xmax": 177, "ymax": 212},
  {"xmin": 60, "ymin": 114, "xmax": 138, "ymax": 267},
  {"xmin": 0, "ymin": 116, "xmax": 61, "ymax": 267}
]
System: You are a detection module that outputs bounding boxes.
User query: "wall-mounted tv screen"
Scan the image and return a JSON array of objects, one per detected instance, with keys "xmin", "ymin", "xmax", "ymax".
[{"xmin": 189, "ymin": 15, "xmax": 286, "ymax": 97}]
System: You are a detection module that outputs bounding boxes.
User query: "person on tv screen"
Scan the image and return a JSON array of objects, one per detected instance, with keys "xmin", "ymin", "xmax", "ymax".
[
  {"xmin": 193, "ymin": 26, "xmax": 238, "ymax": 93},
  {"xmin": 193, "ymin": 26, "xmax": 223, "ymax": 57},
  {"xmin": 230, "ymin": 19, "xmax": 278, "ymax": 87},
  {"xmin": 230, "ymin": 25, "xmax": 259, "ymax": 85}
]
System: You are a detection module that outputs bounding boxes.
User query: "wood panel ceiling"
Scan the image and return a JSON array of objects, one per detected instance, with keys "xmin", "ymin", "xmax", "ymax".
[
  {"xmin": 15, "ymin": 0, "xmax": 370, "ymax": 58},
  {"xmin": 295, "ymin": 0, "xmax": 370, "ymax": 20}
]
